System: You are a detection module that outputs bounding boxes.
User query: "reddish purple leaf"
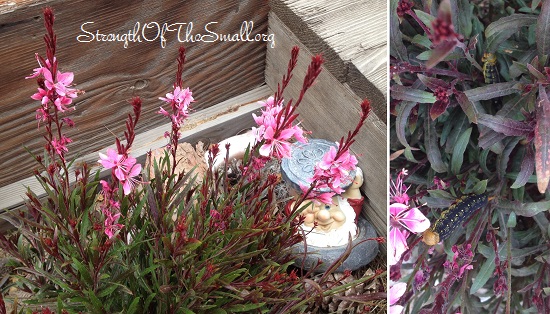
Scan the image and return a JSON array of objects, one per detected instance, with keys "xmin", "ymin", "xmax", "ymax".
[
  {"xmin": 418, "ymin": 74, "xmax": 450, "ymax": 91},
  {"xmin": 455, "ymin": 91, "xmax": 479, "ymax": 123},
  {"xmin": 535, "ymin": 84, "xmax": 550, "ymax": 193},
  {"xmin": 511, "ymin": 145, "xmax": 535, "ymax": 189},
  {"xmin": 477, "ymin": 113, "xmax": 533, "ymax": 137},
  {"xmin": 426, "ymin": 40, "xmax": 458, "ymax": 69},
  {"xmin": 430, "ymin": 100, "xmax": 450, "ymax": 120}
]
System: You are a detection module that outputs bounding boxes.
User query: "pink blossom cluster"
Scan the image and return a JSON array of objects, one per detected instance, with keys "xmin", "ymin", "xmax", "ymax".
[
  {"xmin": 312, "ymin": 145, "xmax": 358, "ymax": 194},
  {"xmin": 27, "ymin": 55, "xmax": 79, "ymax": 113},
  {"xmin": 26, "ymin": 53, "xmax": 80, "ymax": 160},
  {"xmin": 252, "ymin": 96, "xmax": 307, "ymax": 159},
  {"xmin": 98, "ymin": 148, "xmax": 142, "ymax": 196},
  {"xmin": 98, "ymin": 180, "xmax": 124, "ymax": 239},
  {"xmin": 158, "ymin": 86, "xmax": 194, "ymax": 128},
  {"xmin": 389, "ymin": 169, "xmax": 430, "ymax": 266}
]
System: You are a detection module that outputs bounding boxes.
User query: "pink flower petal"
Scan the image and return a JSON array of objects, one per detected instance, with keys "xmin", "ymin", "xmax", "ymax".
[
  {"xmin": 389, "ymin": 282, "xmax": 407, "ymax": 305},
  {"xmin": 389, "ymin": 227, "xmax": 409, "ymax": 266},
  {"xmin": 399, "ymin": 207, "xmax": 431, "ymax": 233}
]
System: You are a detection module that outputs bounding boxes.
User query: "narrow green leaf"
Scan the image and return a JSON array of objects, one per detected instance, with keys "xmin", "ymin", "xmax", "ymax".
[
  {"xmin": 499, "ymin": 199, "xmax": 550, "ymax": 217},
  {"xmin": 226, "ymin": 302, "xmax": 266, "ymax": 312},
  {"xmin": 470, "ymin": 251, "xmax": 496, "ymax": 294},
  {"xmin": 507, "ymin": 212, "xmax": 517, "ymax": 228},
  {"xmin": 127, "ymin": 297, "xmax": 141, "ymax": 314},
  {"xmin": 425, "ymin": 112, "xmax": 448, "ymax": 173},
  {"xmin": 396, "ymin": 101, "xmax": 417, "ymax": 148},
  {"xmin": 451, "ymin": 127, "xmax": 472, "ymax": 174},
  {"xmin": 414, "ymin": 9, "xmax": 436, "ymax": 26},
  {"xmin": 485, "ymin": 14, "xmax": 537, "ymax": 52},
  {"xmin": 472, "ymin": 180, "xmax": 488, "ymax": 194},
  {"xmin": 390, "ymin": 0, "xmax": 408, "ymax": 61},
  {"xmin": 391, "ymin": 85, "xmax": 436, "ymax": 103}
]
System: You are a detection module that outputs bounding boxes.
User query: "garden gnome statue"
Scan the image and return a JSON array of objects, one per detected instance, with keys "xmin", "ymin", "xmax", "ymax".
[
  {"xmin": 281, "ymin": 139, "xmax": 363, "ymax": 247},
  {"xmin": 282, "ymin": 139, "xmax": 378, "ymax": 272}
]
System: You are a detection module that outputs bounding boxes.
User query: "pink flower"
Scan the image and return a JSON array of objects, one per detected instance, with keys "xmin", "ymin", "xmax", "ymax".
[
  {"xmin": 390, "ymin": 203, "xmax": 430, "ymax": 233},
  {"xmin": 43, "ymin": 69, "xmax": 76, "ymax": 97},
  {"xmin": 104, "ymin": 211, "xmax": 123, "ymax": 239},
  {"xmin": 309, "ymin": 146, "xmax": 358, "ymax": 198},
  {"xmin": 159, "ymin": 86, "xmax": 194, "ymax": 127},
  {"xmin": 299, "ymin": 184, "xmax": 335, "ymax": 205},
  {"xmin": 389, "ymin": 203, "xmax": 430, "ymax": 265},
  {"xmin": 119, "ymin": 156, "xmax": 142, "ymax": 195},
  {"xmin": 51, "ymin": 135, "xmax": 72, "ymax": 157},
  {"xmin": 25, "ymin": 54, "xmax": 53, "ymax": 79},
  {"xmin": 98, "ymin": 149, "xmax": 142, "ymax": 195},
  {"xmin": 389, "ymin": 227, "xmax": 409, "ymax": 266},
  {"xmin": 389, "ymin": 282, "xmax": 407, "ymax": 314},
  {"xmin": 259, "ymin": 126, "xmax": 295, "ymax": 158},
  {"xmin": 253, "ymin": 96, "xmax": 307, "ymax": 159},
  {"xmin": 99, "ymin": 148, "xmax": 123, "ymax": 170},
  {"xmin": 31, "ymin": 88, "xmax": 50, "ymax": 105},
  {"xmin": 391, "ymin": 169, "xmax": 410, "ymax": 205}
]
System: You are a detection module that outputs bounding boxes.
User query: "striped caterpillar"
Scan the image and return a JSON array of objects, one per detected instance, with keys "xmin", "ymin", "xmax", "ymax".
[
  {"xmin": 422, "ymin": 193, "xmax": 488, "ymax": 246},
  {"xmin": 482, "ymin": 53, "xmax": 499, "ymax": 84}
]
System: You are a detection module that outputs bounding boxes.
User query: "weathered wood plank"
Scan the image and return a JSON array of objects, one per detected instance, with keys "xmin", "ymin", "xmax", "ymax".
[
  {"xmin": 269, "ymin": 0, "xmax": 387, "ymax": 120},
  {"xmin": 265, "ymin": 12, "xmax": 387, "ymax": 242},
  {"xmin": 0, "ymin": 85, "xmax": 271, "ymax": 233},
  {"xmin": 0, "ymin": 0, "xmax": 270, "ymax": 189}
]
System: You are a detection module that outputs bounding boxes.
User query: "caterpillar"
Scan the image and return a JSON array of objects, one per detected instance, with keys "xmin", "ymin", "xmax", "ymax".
[
  {"xmin": 482, "ymin": 53, "xmax": 499, "ymax": 84},
  {"xmin": 422, "ymin": 193, "xmax": 488, "ymax": 246}
]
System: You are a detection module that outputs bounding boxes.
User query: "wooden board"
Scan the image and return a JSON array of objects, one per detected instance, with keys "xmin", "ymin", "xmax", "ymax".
[
  {"xmin": 0, "ymin": 85, "xmax": 271, "ymax": 232},
  {"xmin": 0, "ymin": 0, "xmax": 270, "ymax": 189},
  {"xmin": 269, "ymin": 0, "xmax": 387, "ymax": 120},
  {"xmin": 265, "ymin": 12, "xmax": 387, "ymax": 244}
]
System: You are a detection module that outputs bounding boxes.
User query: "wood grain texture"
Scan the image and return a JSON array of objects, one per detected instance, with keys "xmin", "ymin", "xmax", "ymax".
[
  {"xmin": 0, "ymin": 85, "xmax": 271, "ymax": 232},
  {"xmin": 269, "ymin": 0, "xmax": 387, "ymax": 120},
  {"xmin": 266, "ymin": 12, "xmax": 387, "ymax": 242},
  {"xmin": 0, "ymin": 0, "xmax": 269, "ymax": 188}
]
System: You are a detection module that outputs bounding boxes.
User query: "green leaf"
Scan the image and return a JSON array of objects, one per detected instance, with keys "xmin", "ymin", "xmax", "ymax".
[
  {"xmin": 425, "ymin": 112, "xmax": 448, "ymax": 173},
  {"xmin": 498, "ymin": 199, "xmax": 550, "ymax": 217},
  {"xmin": 226, "ymin": 303, "xmax": 266, "ymax": 313},
  {"xmin": 485, "ymin": 14, "xmax": 537, "ymax": 52},
  {"xmin": 537, "ymin": 0, "xmax": 550, "ymax": 57},
  {"xmin": 414, "ymin": 9, "xmax": 436, "ymax": 26},
  {"xmin": 450, "ymin": 0, "xmax": 473, "ymax": 38},
  {"xmin": 396, "ymin": 101, "xmax": 417, "ymax": 148},
  {"xmin": 507, "ymin": 212, "xmax": 517, "ymax": 228},
  {"xmin": 127, "ymin": 297, "xmax": 141, "ymax": 314},
  {"xmin": 72, "ymin": 257, "xmax": 93, "ymax": 287},
  {"xmin": 412, "ymin": 34, "xmax": 432, "ymax": 48},
  {"xmin": 391, "ymin": 85, "xmax": 436, "ymax": 103},
  {"xmin": 390, "ymin": 0, "xmax": 408, "ymax": 61},
  {"xmin": 451, "ymin": 127, "xmax": 472, "ymax": 174},
  {"xmin": 470, "ymin": 251, "xmax": 496, "ymax": 294},
  {"xmin": 472, "ymin": 180, "xmax": 488, "ymax": 194}
]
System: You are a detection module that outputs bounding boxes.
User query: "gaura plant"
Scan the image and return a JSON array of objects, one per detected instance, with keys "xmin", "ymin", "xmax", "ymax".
[
  {"xmin": 390, "ymin": 0, "xmax": 550, "ymax": 313},
  {"xmin": 0, "ymin": 7, "xmax": 384, "ymax": 313}
]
